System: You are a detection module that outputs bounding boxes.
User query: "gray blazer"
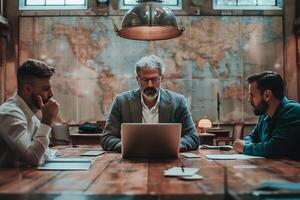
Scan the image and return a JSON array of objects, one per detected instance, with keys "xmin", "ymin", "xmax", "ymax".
[{"xmin": 100, "ymin": 88, "xmax": 200, "ymax": 152}]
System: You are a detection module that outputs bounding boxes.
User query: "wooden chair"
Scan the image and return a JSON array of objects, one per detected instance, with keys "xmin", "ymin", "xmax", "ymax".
[
  {"xmin": 68, "ymin": 121, "xmax": 105, "ymax": 145},
  {"xmin": 51, "ymin": 124, "xmax": 70, "ymax": 146},
  {"xmin": 215, "ymin": 122, "xmax": 244, "ymax": 145},
  {"xmin": 243, "ymin": 123, "xmax": 256, "ymax": 137}
]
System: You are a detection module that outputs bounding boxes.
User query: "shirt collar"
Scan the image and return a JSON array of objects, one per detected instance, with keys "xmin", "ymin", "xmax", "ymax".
[
  {"xmin": 141, "ymin": 90, "xmax": 160, "ymax": 110},
  {"xmin": 14, "ymin": 94, "xmax": 35, "ymax": 118}
]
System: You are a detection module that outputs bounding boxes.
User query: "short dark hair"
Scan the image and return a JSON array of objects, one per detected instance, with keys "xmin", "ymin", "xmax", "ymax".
[
  {"xmin": 17, "ymin": 59, "xmax": 55, "ymax": 91},
  {"xmin": 247, "ymin": 71, "xmax": 284, "ymax": 100}
]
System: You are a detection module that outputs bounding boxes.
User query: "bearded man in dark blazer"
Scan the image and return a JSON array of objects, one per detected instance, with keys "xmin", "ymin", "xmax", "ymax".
[{"xmin": 100, "ymin": 55, "xmax": 200, "ymax": 152}]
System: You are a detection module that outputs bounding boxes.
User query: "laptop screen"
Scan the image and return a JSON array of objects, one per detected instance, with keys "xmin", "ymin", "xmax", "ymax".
[{"xmin": 121, "ymin": 123, "xmax": 181, "ymax": 159}]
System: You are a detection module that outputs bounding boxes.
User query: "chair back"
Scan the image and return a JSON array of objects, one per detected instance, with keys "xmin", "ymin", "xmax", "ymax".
[
  {"xmin": 233, "ymin": 122, "xmax": 245, "ymax": 140},
  {"xmin": 243, "ymin": 123, "xmax": 256, "ymax": 137},
  {"xmin": 51, "ymin": 123, "xmax": 70, "ymax": 145}
]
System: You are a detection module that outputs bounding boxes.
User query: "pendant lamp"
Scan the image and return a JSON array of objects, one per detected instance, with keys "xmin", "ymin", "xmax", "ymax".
[{"xmin": 116, "ymin": 0, "xmax": 184, "ymax": 41}]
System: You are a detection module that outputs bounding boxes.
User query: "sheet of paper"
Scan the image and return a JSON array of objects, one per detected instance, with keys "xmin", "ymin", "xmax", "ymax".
[
  {"xmin": 206, "ymin": 154, "xmax": 264, "ymax": 160},
  {"xmin": 180, "ymin": 174, "xmax": 203, "ymax": 180},
  {"xmin": 164, "ymin": 167, "xmax": 199, "ymax": 177},
  {"xmin": 38, "ymin": 157, "xmax": 94, "ymax": 171},
  {"xmin": 81, "ymin": 150, "xmax": 104, "ymax": 156},
  {"xmin": 45, "ymin": 148, "xmax": 62, "ymax": 159},
  {"xmin": 181, "ymin": 152, "xmax": 201, "ymax": 158},
  {"xmin": 46, "ymin": 157, "xmax": 94, "ymax": 162},
  {"xmin": 38, "ymin": 161, "xmax": 92, "ymax": 171}
]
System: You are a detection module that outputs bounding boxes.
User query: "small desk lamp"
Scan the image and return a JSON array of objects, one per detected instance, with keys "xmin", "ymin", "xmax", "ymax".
[{"xmin": 198, "ymin": 117, "xmax": 212, "ymax": 134}]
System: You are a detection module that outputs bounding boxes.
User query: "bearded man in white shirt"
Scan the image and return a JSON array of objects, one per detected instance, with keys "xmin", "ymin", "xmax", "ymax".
[{"xmin": 0, "ymin": 59, "xmax": 60, "ymax": 167}]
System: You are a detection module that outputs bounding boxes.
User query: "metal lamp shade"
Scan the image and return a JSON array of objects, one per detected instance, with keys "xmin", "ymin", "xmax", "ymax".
[{"xmin": 116, "ymin": 1, "xmax": 184, "ymax": 41}]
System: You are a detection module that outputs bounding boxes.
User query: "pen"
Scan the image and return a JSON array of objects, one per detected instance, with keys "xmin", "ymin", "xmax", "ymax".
[{"xmin": 178, "ymin": 158, "xmax": 185, "ymax": 172}]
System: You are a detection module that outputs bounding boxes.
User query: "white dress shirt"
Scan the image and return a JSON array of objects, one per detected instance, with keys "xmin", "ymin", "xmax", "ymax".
[
  {"xmin": 0, "ymin": 94, "xmax": 51, "ymax": 166},
  {"xmin": 141, "ymin": 92, "xmax": 160, "ymax": 123}
]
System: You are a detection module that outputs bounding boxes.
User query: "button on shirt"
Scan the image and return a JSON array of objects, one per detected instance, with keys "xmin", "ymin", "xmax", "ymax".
[
  {"xmin": 141, "ymin": 92, "xmax": 160, "ymax": 123},
  {"xmin": 0, "ymin": 94, "xmax": 51, "ymax": 167}
]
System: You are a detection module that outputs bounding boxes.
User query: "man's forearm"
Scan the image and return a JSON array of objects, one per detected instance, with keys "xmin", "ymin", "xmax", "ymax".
[{"xmin": 100, "ymin": 134, "xmax": 121, "ymax": 151}]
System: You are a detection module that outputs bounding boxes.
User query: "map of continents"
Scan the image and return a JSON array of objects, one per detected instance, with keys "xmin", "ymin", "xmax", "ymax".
[{"xmin": 19, "ymin": 16, "xmax": 283, "ymax": 123}]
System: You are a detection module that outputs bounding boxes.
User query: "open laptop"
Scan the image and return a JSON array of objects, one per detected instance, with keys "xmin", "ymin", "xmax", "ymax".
[{"xmin": 121, "ymin": 123, "xmax": 181, "ymax": 159}]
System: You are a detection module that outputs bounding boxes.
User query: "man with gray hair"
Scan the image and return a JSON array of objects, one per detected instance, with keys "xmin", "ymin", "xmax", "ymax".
[
  {"xmin": 0, "ymin": 59, "xmax": 60, "ymax": 167},
  {"xmin": 100, "ymin": 55, "xmax": 200, "ymax": 152}
]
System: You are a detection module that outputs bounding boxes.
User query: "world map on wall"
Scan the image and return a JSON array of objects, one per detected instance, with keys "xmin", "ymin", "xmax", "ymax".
[{"xmin": 19, "ymin": 16, "xmax": 283, "ymax": 124}]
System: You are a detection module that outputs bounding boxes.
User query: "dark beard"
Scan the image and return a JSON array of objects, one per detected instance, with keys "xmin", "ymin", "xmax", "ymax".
[
  {"xmin": 143, "ymin": 87, "xmax": 159, "ymax": 98},
  {"xmin": 31, "ymin": 94, "xmax": 51, "ymax": 110},
  {"xmin": 253, "ymin": 100, "xmax": 268, "ymax": 115},
  {"xmin": 31, "ymin": 94, "xmax": 40, "ymax": 110}
]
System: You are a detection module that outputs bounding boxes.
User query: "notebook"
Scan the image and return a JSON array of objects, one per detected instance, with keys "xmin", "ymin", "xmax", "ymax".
[
  {"xmin": 37, "ymin": 158, "xmax": 93, "ymax": 171},
  {"xmin": 121, "ymin": 123, "xmax": 181, "ymax": 159}
]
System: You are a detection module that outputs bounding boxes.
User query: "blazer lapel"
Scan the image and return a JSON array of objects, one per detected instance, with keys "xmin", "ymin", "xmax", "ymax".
[
  {"xmin": 129, "ymin": 89, "xmax": 142, "ymax": 123},
  {"xmin": 159, "ymin": 89, "xmax": 173, "ymax": 123}
]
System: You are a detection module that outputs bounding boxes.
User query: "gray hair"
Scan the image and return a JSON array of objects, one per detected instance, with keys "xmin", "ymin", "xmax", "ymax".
[{"xmin": 134, "ymin": 55, "xmax": 165, "ymax": 76}]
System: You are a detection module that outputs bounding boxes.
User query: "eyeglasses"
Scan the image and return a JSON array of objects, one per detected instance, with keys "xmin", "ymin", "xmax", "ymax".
[{"xmin": 139, "ymin": 76, "xmax": 161, "ymax": 84}]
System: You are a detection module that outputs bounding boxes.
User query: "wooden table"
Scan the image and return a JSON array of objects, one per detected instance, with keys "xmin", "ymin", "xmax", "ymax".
[
  {"xmin": 226, "ymin": 165, "xmax": 300, "ymax": 200},
  {"xmin": 0, "ymin": 146, "xmax": 225, "ymax": 200},
  {"xmin": 207, "ymin": 150, "xmax": 300, "ymax": 200},
  {"xmin": 2, "ymin": 146, "xmax": 300, "ymax": 200}
]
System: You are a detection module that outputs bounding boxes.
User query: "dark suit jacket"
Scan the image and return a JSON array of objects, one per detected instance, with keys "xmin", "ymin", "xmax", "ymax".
[{"xmin": 100, "ymin": 88, "xmax": 200, "ymax": 152}]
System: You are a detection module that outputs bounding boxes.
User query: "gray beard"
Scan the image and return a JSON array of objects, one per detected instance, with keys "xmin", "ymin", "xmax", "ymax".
[
  {"xmin": 142, "ymin": 87, "xmax": 159, "ymax": 101},
  {"xmin": 142, "ymin": 92, "xmax": 158, "ymax": 101}
]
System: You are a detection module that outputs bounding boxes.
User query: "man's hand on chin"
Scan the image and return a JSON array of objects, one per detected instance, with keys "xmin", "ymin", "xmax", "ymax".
[
  {"xmin": 233, "ymin": 139, "xmax": 245, "ymax": 153},
  {"xmin": 38, "ymin": 95, "xmax": 60, "ymax": 126}
]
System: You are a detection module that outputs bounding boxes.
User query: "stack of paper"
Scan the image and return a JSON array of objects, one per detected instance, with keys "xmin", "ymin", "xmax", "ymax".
[
  {"xmin": 164, "ymin": 167, "xmax": 203, "ymax": 180},
  {"xmin": 81, "ymin": 150, "xmax": 104, "ymax": 156},
  {"xmin": 38, "ymin": 157, "xmax": 94, "ymax": 171},
  {"xmin": 180, "ymin": 152, "xmax": 201, "ymax": 158},
  {"xmin": 164, "ymin": 167, "xmax": 199, "ymax": 177},
  {"xmin": 206, "ymin": 154, "xmax": 264, "ymax": 160}
]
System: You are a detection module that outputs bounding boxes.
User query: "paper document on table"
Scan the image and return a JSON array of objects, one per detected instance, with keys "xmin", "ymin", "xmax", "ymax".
[
  {"xmin": 46, "ymin": 158, "xmax": 94, "ymax": 162},
  {"xmin": 38, "ymin": 157, "xmax": 94, "ymax": 171},
  {"xmin": 45, "ymin": 148, "xmax": 62, "ymax": 159},
  {"xmin": 181, "ymin": 152, "xmax": 201, "ymax": 158},
  {"xmin": 81, "ymin": 150, "xmax": 105, "ymax": 156},
  {"xmin": 206, "ymin": 154, "xmax": 264, "ymax": 160},
  {"xmin": 164, "ymin": 167, "xmax": 199, "ymax": 177},
  {"xmin": 180, "ymin": 174, "xmax": 203, "ymax": 180}
]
